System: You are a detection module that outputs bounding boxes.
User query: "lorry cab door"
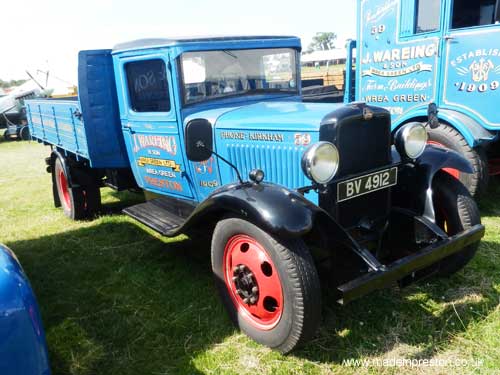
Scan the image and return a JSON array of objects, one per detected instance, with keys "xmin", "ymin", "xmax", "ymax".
[
  {"xmin": 357, "ymin": 0, "xmax": 443, "ymax": 126},
  {"xmin": 115, "ymin": 53, "xmax": 195, "ymax": 199},
  {"xmin": 440, "ymin": 0, "xmax": 500, "ymax": 127}
]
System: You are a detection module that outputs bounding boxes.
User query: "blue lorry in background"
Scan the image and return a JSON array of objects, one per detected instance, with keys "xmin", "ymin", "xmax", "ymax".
[
  {"xmin": 26, "ymin": 35, "xmax": 484, "ymax": 353},
  {"xmin": 345, "ymin": 0, "xmax": 500, "ymax": 196}
]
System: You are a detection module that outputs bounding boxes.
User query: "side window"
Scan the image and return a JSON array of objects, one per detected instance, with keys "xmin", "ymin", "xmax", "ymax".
[
  {"xmin": 452, "ymin": 0, "xmax": 497, "ymax": 29},
  {"xmin": 415, "ymin": 0, "xmax": 441, "ymax": 33},
  {"xmin": 125, "ymin": 59, "xmax": 171, "ymax": 112}
]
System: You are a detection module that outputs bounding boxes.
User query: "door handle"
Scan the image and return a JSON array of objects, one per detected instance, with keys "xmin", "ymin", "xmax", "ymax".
[
  {"xmin": 444, "ymin": 35, "xmax": 454, "ymax": 40},
  {"xmin": 123, "ymin": 123, "xmax": 136, "ymax": 134}
]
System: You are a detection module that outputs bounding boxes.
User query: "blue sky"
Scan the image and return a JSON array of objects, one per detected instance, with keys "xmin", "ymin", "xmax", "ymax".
[{"xmin": 1, "ymin": 0, "xmax": 356, "ymax": 83}]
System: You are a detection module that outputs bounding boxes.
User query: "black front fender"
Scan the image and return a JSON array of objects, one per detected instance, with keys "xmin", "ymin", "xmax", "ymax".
[
  {"xmin": 182, "ymin": 181, "xmax": 383, "ymax": 272},
  {"xmin": 186, "ymin": 182, "xmax": 322, "ymax": 238},
  {"xmin": 181, "ymin": 181, "xmax": 364, "ymax": 261},
  {"xmin": 416, "ymin": 144, "xmax": 473, "ymax": 222},
  {"xmin": 418, "ymin": 144, "xmax": 473, "ymax": 176}
]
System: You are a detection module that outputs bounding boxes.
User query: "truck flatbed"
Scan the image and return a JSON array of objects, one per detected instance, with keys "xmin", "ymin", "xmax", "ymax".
[{"xmin": 27, "ymin": 50, "xmax": 129, "ymax": 169}]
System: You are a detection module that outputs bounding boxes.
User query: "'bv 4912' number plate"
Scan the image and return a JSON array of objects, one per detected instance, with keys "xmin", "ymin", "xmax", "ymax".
[{"xmin": 337, "ymin": 167, "xmax": 398, "ymax": 203}]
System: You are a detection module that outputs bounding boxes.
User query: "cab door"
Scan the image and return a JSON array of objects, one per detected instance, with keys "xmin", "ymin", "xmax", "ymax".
[
  {"xmin": 116, "ymin": 52, "xmax": 195, "ymax": 199},
  {"xmin": 440, "ymin": 0, "xmax": 500, "ymax": 127},
  {"xmin": 356, "ymin": 0, "xmax": 442, "ymax": 126}
]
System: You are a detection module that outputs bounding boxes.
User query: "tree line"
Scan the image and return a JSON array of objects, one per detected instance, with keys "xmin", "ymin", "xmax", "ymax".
[
  {"xmin": 306, "ymin": 32, "xmax": 338, "ymax": 53},
  {"xmin": 0, "ymin": 79, "xmax": 27, "ymax": 89}
]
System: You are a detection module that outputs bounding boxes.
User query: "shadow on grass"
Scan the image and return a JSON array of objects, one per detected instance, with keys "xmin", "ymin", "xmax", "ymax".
[
  {"xmin": 99, "ymin": 189, "xmax": 146, "ymax": 216},
  {"xmin": 296, "ymin": 248, "xmax": 499, "ymax": 364},
  {"xmin": 7, "ymin": 221, "xmax": 226, "ymax": 375},
  {"xmin": 5, "ymin": 218, "xmax": 499, "ymax": 373},
  {"xmin": 478, "ymin": 174, "xmax": 500, "ymax": 215}
]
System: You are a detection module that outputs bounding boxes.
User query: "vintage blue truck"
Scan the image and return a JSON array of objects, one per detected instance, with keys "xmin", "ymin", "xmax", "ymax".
[
  {"xmin": 27, "ymin": 35, "xmax": 484, "ymax": 353},
  {"xmin": 345, "ymin": 0, "xmax": 500, "ymax": 196}
]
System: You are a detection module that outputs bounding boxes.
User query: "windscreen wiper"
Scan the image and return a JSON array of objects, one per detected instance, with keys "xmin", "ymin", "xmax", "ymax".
[{"xmin": 222, "ymin": 50, "xmax": 237, "ymax": 59}]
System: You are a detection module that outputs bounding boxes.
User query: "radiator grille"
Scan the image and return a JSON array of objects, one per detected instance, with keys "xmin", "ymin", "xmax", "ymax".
[
  {"xmin": 319, "ymin": 104, "xmax": 392, "ymax": 228},
  {"xmin": 335, "ymin": 117, "xmax": 391, "ymax": 177},
  {"xmin": 226, "ymin": 144, "xmax": 308, "ymax": 188}
]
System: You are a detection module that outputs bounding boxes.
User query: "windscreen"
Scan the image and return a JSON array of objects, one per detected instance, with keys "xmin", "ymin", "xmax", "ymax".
[{"xmin": 180, "ymin": 48, "xmax": 298, "ymax": 105}]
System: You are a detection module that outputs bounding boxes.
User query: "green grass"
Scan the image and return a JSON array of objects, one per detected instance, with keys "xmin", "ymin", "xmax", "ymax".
[{"xmin": 0, "ymin": 139, "xmax": 499, "ymax": 375}]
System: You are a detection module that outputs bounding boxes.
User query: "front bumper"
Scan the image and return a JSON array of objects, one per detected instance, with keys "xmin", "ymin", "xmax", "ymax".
[{"xmin": 337, "ymin": 224, "xmax": 485, "ymax": 304}]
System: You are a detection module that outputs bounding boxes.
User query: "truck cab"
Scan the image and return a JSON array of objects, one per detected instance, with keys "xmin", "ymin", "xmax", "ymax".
[
  {"xmin": 27, "ymin": 35, "xmax": 484, "ymax": 353},
  {"xmin": 111, "ymin": 36, "xmax": 308, "ymax": 203},
  {"xmin": 346, "ymin": 0, "xmax": 500, "ymax": 196}
]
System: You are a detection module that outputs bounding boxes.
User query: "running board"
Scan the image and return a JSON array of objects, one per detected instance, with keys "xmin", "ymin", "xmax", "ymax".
[{"xmin": 123, "ymin": 197, "xmax": 196, "ymax": 236}]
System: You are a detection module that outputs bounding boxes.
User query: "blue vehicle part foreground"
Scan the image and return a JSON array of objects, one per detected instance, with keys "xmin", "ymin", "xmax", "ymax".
[{"xmin": 0, "ymin": 244, "xmax": 50, "ymax": 375}]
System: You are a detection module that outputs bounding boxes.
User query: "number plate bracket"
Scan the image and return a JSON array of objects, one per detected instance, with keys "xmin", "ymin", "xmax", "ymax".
[{"xmin": 337, "ymin": 167, "xmax": 398, "ymax": 203}]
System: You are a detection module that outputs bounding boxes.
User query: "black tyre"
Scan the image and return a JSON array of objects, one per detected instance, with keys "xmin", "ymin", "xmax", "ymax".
[
  {"xmin": 432, "ymin": 172, "xmax": 481, "ymax": 276},
  {"xmin": 4, "ymin": 130, "xmax": 11, "ymax": 141},
  {"xmin": 84, "ymin": 183, "xmax": 101, "ymax": 217},
  {"xmin": 19, "ymin": 126, "xmax": 30, "ymax": 141},
  {"xmin": 428, "ymin": 123, "xmax": 488, "ymax": 197},
  {"xmin": 53, "ymin": 157, "xmax": 100, "ymax": 220},
  {"xmin": 211, "ymin": 218, "xmax": 321, "ymax": 353}
]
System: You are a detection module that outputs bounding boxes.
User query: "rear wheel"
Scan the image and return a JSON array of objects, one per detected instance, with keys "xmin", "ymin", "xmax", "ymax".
[
  {"xmin": 211, "ymin": 218, "xmax": 321, "ymax": 353},
  {"xmin": 19, "ymin": 126, "xmax": 30, "ymax": 141},
  {"xmin": 427, "ymin": 123, "xmax": 488, "ymax": 197},
  {"xmin": 53, "ymin": 157, "xmax": 100, "ymax": 220},
  {"xmin": 432, "ymin": 172, "xmax": 481, "ymax": 276}
]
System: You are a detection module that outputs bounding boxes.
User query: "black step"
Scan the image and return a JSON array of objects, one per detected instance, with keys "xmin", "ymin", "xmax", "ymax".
[{"xmin": 123, "ymin": 197, "xmax": 196, "ymax": 236}]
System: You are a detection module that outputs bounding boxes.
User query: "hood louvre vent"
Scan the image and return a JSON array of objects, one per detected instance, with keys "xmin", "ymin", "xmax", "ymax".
[{"xmin": 226, "ymin": 144, "xmax": 308, "ymax": 188}]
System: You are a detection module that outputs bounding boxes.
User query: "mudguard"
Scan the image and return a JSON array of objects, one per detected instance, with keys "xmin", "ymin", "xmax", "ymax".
[
  {"xmin": 183, "ymin": 181, "xmax": 359, "ymax": 251},
  {"xmin": 419, "ymin": 144, "xmax": 473, "ymax": 175},
  {"xmin": 416, "ymin": 144, "xmax": 473, "ymax": 222},
  {"xmin": 437, "ymin": 108, "xmax": 496, "ymax": 147},
  {"xmin": 49, "ymin": 149, "xmax": 96, "ymax": 190},
  {"xmin": 49, "ymin": 149, "xmax": 74, "ymax": 185},
  {"xmin": 187, "ymin": 182, "xmax": 321, "ymax": 238},
  {"xmin": 48, "ymin": 149, "xmax": 75, "ymax": 208},
  {"xmin": 0, "ymin": 244, "xmax": 50, "ymax": 375},
  {"xmin": 182, "ymin": 181, "xmax": 390, "ymax": 271}
]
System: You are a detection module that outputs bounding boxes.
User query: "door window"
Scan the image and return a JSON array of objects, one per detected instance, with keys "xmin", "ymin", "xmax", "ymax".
[
  {"xmin": 125, "ymin": 59, "xmax": 171, "ymax": 112},
  {"xmin": 451, "ymin": 0, "xmax": 497, "ymax": 29},
  {"xmin": 415, "ymin": 0, "xmax": 442, "ymax": 33}
]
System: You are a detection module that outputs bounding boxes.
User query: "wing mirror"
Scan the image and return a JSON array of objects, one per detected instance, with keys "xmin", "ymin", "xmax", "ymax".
[{"xmin": 185, "ymin": 118, "xmax": 213, "ymax": 162}]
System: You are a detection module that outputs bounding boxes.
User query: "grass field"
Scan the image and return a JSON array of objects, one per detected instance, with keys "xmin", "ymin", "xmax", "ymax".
[{"xmin": 0, "ymin": 139, "xmax": 499, "ymax": 375}]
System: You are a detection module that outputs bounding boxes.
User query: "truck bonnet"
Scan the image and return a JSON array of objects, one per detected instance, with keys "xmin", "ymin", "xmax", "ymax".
[
  {"xmin": 184, "ymin": 101, "xmax": 343, "ymax": 201},
  {"xmin": 185, "ymin": 101, "xmax": 342, "ymax": 132}
]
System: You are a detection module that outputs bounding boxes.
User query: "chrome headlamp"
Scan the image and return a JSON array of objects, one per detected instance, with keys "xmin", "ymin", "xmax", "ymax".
[
  {"xmin": 301, "ymin": 142, "xmax": 340, "ymax": 184},
  {"xmin": 395, "ymin": 122, "xmax": 428, "ymax": 159}
]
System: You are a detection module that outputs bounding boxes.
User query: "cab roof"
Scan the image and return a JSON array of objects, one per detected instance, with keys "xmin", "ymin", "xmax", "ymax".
[{"xmin": 112, "ymin": 35, "xmax": 301, "ymax": 53}]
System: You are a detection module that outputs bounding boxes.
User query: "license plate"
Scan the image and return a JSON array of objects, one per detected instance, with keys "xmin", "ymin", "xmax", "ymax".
[{"xmin": 337, "ymin": 167, "xmax": 398, "ymax": 203}]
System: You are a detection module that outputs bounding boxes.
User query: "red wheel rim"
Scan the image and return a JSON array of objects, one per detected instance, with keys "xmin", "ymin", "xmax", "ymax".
[
  {"xmin": 223, "ymin": 234, "xmax": 283, "ymax": 330},
  {"xmin": 58, "ymin": 170, "xmax": 71, "ymax": 210},
  {"xmin": 427, "ymin": 140, "xmax": 461, "ymax": 179}
]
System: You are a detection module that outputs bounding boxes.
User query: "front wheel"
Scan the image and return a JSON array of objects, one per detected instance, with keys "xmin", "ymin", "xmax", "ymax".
[
  {"xmin": 211, "ymin": 218, "xmax": 321, "ymax": 353},
  {"xmin": 432, "ymin": 172, "xmax": 481, "ymax": 276}
]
